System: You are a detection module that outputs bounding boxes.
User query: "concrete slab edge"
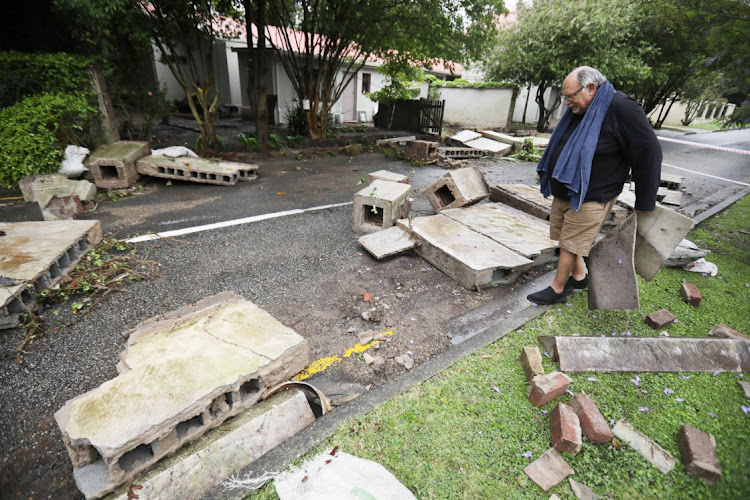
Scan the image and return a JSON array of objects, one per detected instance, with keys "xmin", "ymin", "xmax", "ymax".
[
  {"xmin": 691, "ymin": 187, "xmax": 750, "ymax": 225},
  {"xmin": 207, "ymin": 288, "xmax": 552, "ymax": 499}
]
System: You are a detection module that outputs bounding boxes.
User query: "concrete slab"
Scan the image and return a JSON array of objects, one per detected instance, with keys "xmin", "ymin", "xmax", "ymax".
[
  {"xmin": 537, "ymin": 336, "xmax": 750, "ymax": 372},
  {"xmin": 19, "ymin": 174, "xmax": 96, "ymax": 205},
  {"xmin": 479, "ymin": 130, "xmax": 524, "ymax": 151},
  {"xmin": 489, "ymin": 184, "xmax": 552, "ymax": 220},
  {"xmin": 635, "ymin": 206, "xmax": 693, "ymax": 281},
  {"xmin": 397, "ymin": 215, "xmax": 532, "ymax": 290},
  {"xmin": 352, "ymin": 180, "xmax": 412, "ymax": 234},
  {"xmin": 437, "ymin": 147, "xmax": 492, "ymax": 159},
  {"xmin": 569, "ymin": 478, "xmax": 601, "ymax": 500},
  {"xmin": 464, "ymin": 137, "xmax": 513, "ymax": 156},
  {"xmin": 587, "ymin": 213, "xmax": 639, "ymax": 310},
  {"xmin": 41, "ymin": 194, "xmax": 84, "ymax": 221},
  {"xmin": 612, "ymin": 420, "xmax": 677, "ymax": 474},
  {"xmin": 441, "ymin": 203, "xmax": 557, "ymax": 260},
  {"xmin": 136, "ymin": 156, "xmax": 259, "ymax": 186},
  {"xmin": 448, "ymin": 130, "xmax": 482, "ymax": 144},
  {"xmin": 661, "ymin": 190, "xmax": 683, "ymax": 206},
  {"xmin": 375, "ymin": 136, "xmax": 416, "ymax": 145},
  {"xmin": 424, "ymin": 167, "xmax": 489, "ymax": 212},
  {"xmin": 86, "ymin": 141, "xmax": 149, "ymax": 189},
  {"xmin": 55, "ymin": 291, "xmax": 309, "ymax": 499},
  {"xmin": 106, "ymin": 389, "xmax": 315, "ymax": 500},
  {"xmin": 358, "ymin": 226, "xmax": 416, "ymax": 260},
  {"xmin": 367, "ymin": 170, "xmax": 409, "ymax": 184},
  {"xmin": 616, "ymin": 189, "xmax": 636, "ymax": 210},
  {"xmin": 660, "ymin": 173, "xmax": 684, "ymax": 190},
  {"xmin": 0, "ymin": 220, "xmax": 102, "ymax": 329}
]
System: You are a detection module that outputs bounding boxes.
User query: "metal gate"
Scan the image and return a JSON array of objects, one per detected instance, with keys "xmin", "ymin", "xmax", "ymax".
[{"xmin": 419, "ymin": 98, "xmax": 444, "ymax": 137}]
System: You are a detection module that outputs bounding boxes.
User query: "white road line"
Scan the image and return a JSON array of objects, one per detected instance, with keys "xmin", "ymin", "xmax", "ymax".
[
  {"xmin": 658, "ymin": 136, "xmax": 750, "ymax": 156},
  {"xmin": 662, "ymin": 162, "xmax": 750, "ymax": 187},
  {"xmin": 126, "ymin": 201, "xmax": 353, "ymax": 243}
]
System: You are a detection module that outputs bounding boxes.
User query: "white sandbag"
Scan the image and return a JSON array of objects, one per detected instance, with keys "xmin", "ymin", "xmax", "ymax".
[
  {"xmin": 274, "ymin": 449, "xmax": 416, "ymax": 500},
  {"xmin": 683, "ymin": 257, "xmax": 718, "ymax": 276},
  {"xmin": 58, "ymin": 145, "xmax": 90, "ymax": 178},
  {"xmin": 151, "ymin": 146, "xmax": 199, "ymax": 158}
]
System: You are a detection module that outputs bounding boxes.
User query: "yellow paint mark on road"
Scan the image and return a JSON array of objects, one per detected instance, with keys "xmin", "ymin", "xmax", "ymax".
[
  {"xmin": 294, "ymin": 329, "xmax": 395, "ymax": 380},
  {"xmin": 0, "ymin": 196, "xmax": 23, "ymax": 201}
]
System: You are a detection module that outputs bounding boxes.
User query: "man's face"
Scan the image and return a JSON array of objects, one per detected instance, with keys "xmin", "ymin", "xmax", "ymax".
[{"xmin": 561, "ymin": 74, "xmax": 596, "ymax": 115}]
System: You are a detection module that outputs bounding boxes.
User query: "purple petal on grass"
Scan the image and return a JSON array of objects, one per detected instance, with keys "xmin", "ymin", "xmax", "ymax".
[
  {"xmin": 572, "ymin": 333, "xmax": 580, "ymax": 337},
  {"xmin": 566, "ymin": 303, "xmax": 573, "ymax": 307},
  {"xmin": 556, "ymin": 308, "xmax": 561, "ymax": 312},
  {"xmin": 712, "ymin": 370, "xmax": 720, "ymax": 376},
  {"xmin": 741, "ymin": 405, "xmax": 750, "ymax": 415},
  {"xmin": 566, "ymin": 389, "xmax": 574, "ymax": 396},
  {"xmin": 631, "ymin": 375, "xmax": 641, "ymax": 386},
  {"xmin": 746, "ymin": 283, "xmax": 749, "ymax": 288},
  {"xmin": 639, "ymin": 407, "xmax": 649, "ymax": 412},
  {"xmin": 588, "ymin": 377, "xmax": 598, "ymax": 382},
  {"xmin": 610, "ymin": 418, "xmax": 615, "ymax": 426},
  {"xmin": 592, "ymin": 315, "xmax": 597, "ymax": 319},
  {"xmin": 409, "ymin": 339, "xmax": 414, "ymax": 345},
  {"xmin": 491, "ymin": 386, "xmax": 502, "ymax": 394},
  {"xmin": 663, "ymin": 388, "xmax": 674, "ymax": 395},
  {"xmin": 522, "ymin": 451, "xmax": 533, "ymax": 459},
  {"xmin": 518, "ymin": 329, "xmax": 524, "ymax": 333},
  {"xmin": 618, "ymin": 258, "xmax": 623, "ymax": 266},
  {"xmin": 612, "ymin": 332, "xmax": 618, "ymax": 336},
  {"xmin": 708, "ymin": 412, "xmax": 717, "ymax": 418},
  {"xmin": 601, "ymin": 334, "xmax": 606, "ymax": 338},
  {"xmin": 675, "ymin": 398, "xmax": 685, "ymax": 402},
  {"xmin": 739, "ymin": 374, "xmax": 744, "ymax": 379},
  {"xmin": 680, "ymin": 375, "xmax": 691, "ymax": 380},
  {"xmin": 673, "ymin": 319, "xmax": 679, "ymax": 323}
]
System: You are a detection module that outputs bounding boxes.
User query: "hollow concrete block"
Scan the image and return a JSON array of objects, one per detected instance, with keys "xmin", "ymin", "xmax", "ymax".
[
  {"xmin": 425, "ymin": 167, "xmax": 489, "ymax": 212},
  {"xmin": 85, "ymin": 141, "xmax": 149, "ymax": 189},
  {"xmin": 352, "ymin": 179, "xmax": 412, "ymax": 234}
]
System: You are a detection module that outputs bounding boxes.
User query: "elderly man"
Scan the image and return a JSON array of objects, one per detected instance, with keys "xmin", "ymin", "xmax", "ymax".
[{"xmin": 527, "ymin": 66, "xmax": 662, "ymax": 305}]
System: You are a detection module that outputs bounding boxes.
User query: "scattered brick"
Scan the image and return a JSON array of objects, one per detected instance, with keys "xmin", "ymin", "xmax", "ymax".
[
  {"xmin": 738, "ymin": 380, "xmax": 750, "ymax": 399},
  {"xmin": 550, "ymin": 403, "xmax": 582, "ymax": 455},
  {"xmin": 680, "ymin": 283, "xmax": 702, "ymax": 307},
  {"xmin": 569, "ymin": 478, "xmax": 601, "ymax": 500},
  {"xmin": 363, "ymin": 292, "xmax": 372, "ymax": 302},
  {"xmin": 527, "ymin": 372, "xmax": 572, "ymax": 407},
  {"xmin": 520, "ymin": 346, "xmax": 544, "ymax": 382},
  {"xmin": 570, "ymin": 394, "xmax": 613, "ymax": 443},
  {"xmin": 678, "ymin": 425, "xmax": 721, "ymax": 486},
  {"xmin": 708, "ymin": 323, "xmax": 749, "ymax": 340},
  {"xmin": 645, "ymin": 309, "xmax": 676, "ymax": 330},
  {"xmin": 524, "ymin": 448, "xmax": 574, "ymax": 491}
]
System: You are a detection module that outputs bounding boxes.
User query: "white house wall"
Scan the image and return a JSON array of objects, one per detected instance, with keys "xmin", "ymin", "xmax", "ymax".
[
  {"xmin": 648, "ymin": 99, "xmax": 735, "ymax": 126},
  {"xmin": 152, "ymin": 44, "xmax": 187, "ymax": 102},
  {"xmin": 513, "ymin": 84, "xmax": 564, "ymax": 125},
  {"xmin": 440, "ymin": 87, "xmax": 517, "ymax": 129}
]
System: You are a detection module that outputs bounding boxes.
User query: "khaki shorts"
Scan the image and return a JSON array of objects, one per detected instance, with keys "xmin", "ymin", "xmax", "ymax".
[{"xmin": 549, "ymin": 197, "xmax": 617, "ymax": 256}]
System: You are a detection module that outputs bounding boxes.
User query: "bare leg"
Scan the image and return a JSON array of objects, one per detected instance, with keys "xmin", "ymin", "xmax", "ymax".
[{"xmin": 550, "ymin": 248, "xmax": 580, "ymax": 294}]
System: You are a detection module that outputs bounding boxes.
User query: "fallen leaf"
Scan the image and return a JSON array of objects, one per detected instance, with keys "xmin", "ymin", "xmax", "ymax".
[
  {"xmin": 154, "ymin": 244, "xmax": 162, "ymax": 249},
  {"xmin": 613, "ymin": 437, "xmax": 621, "ymax": 450},
  {"xmin": 302, "ymin": 476, "xmax": 308, "ymax": 483},
  {"xmin": 127, "ymin": 484, "xmax": 143, "ymax": 500},
  {"xmin": 363, "ymin": 292, "xmax": 372, "ymax": 302},
  {"xmin": 325, "ymin": 459, "xmax": 332, "ymax": 464},
  {"xmin": 330, "ymin": 446, "xmax": 339, "ymax": 456}
]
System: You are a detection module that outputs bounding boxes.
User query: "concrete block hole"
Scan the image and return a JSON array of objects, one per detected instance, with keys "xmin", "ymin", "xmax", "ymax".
[
  {"xmin": 434, "ymin": 185, "xmax": 456, "ymax": 207},
  {"xmin": 99, "ymin": 164, "xmax": 120, "ymax": 179},
  {"xmin": 240, "ymin": 378, "xmax": 261, "ymax": 401},
  {"xmin": 175, "ymin": 413, "xmax": 203, "ymax": 440},
  {"xmin": 364, "ymin": 205, "xmax": 384, "ymax": 226},
  {"xmin": 118, "ymin": 443, "xmax": 154, "ymax": 472}
]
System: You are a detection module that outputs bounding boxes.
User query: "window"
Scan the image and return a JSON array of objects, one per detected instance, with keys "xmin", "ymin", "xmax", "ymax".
[{"xmin": 362, "ymin": 73, "xmax": 371, "ymax": 94}]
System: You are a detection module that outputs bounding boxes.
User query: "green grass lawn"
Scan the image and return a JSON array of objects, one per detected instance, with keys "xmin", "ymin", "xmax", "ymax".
[{"xmin": 251, "ymin": 196, "xmax": 750, "ymax": 499}]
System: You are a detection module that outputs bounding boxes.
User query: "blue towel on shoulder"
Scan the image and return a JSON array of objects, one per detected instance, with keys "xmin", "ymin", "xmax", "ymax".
[{"xmin": 537, "ymin": 81, "xmax": 615, "ymax": 211}]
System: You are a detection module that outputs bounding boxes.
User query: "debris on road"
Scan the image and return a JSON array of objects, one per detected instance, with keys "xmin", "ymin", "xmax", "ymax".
[
  {"xmin": 550, "ymin": 402, "xmax": 582, "ymax": 455},
  {"xmin": 489, "ymin": 183, "xmax": 552, "ymax": 220},
  {"xmin": 538, "ymin": 335, "xmax": 750, "ymax": 372},
  {"xmin": 680, "ymin": 282, "xmax": 702, "ymax": 307},
  {"xmin": 612, "ymin": 420, "xmax": 677, "ymax": 474},
  {"xmin": 136, "ymin": 155, "xmax": 259, "ymax": 186},
  {"xmin": 633, "ymin": 205, "xmax": 693, "ymax": 281},
  {"xmin": 678, "ymin": 425, "xmax": 721, "ymax": 486},
  {"xmin": 527, "ymin": 372, "xmax": 573, "ymax": 407},
  {"xmin": 358, "ymin": 226, "xmax": 416, "ymax": 260},
  {"xmin": 424, "ymin": 166, "xmax": 489, "ymax": 212},
  {"xmin": 520, "ymin": 346, "xmax": 544, "ymax": 382},
  {"xmin": 352, "ymin": 179, "xmax": 412, "ymax": 235},
  {"xmin": 569, "ymin": 394, "xmax": 613, "ymax": 444},
  {"xmin": 367, "ymin": 169, "xmax": 409, "ymax": 185},
  {"xmin": 524, "ymin": 448, "xmax": 575, "ymax": 492},
  {"xmin": 85, "ymin": 140, "xmax": 149, "ymax": 189},
  {"xmin": 664, "ymin": 239, "xmax": 709, "ymax": 267},
  {"xmin": 645, "ymin": 308, "xmax": 677, "ymax": 329}
]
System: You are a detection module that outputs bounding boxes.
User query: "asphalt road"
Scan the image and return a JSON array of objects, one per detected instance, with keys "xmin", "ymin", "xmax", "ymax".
[{"xmin": 0, "ymin": 127, "xmax": 748, "ymax": 498}]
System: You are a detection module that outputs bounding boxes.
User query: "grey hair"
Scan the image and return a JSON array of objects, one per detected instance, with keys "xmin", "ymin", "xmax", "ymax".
[{"xmin": 576, "ymin": 66, "xmax": 607, "ymax": 88}]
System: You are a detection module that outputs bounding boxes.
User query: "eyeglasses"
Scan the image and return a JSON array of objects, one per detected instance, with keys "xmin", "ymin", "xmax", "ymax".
[{"xmin": 561, "ymin": 86, "xmax": 585, "ymax": 101}]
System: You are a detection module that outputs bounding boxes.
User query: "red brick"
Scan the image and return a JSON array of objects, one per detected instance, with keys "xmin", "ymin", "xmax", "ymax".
[
  {"xmin": 708, "ymin": 323, "xmax": 749, "ymax": 340},
  {"xmin": 680, "ymin": 283, "xmax": 702, "ymax": 307},
  {"xmin": 678, "ymin": 425, "xmax": 721, "ymax": 486},
  {"xmin": 520, "ymin": 346, "xmax": 544, "ymax": 382},
  {"xmin": 550, "ymin": 403, "xmax": 582, "ymax": 455},
  {"xmin": 523, "ymin": 448, "xmax": 574, "ymax": 491},
  {"xmin": 527, "ymin": 372, "xmax": 572, "ymax": 407},
  {"xmin": 645, "ymin": 309, "xmax": 676, "ymax": 329},
  {"xmin": 570, "ymin": 394, "xmax": 613, "ymax": 443}
]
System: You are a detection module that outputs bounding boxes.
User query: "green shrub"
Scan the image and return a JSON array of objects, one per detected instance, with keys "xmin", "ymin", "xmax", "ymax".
[
  {"xmin": 237, "ymin": 131, "xmax": 262, "ymax": 152},
  {"xmin": 0, "ymin": 51, "xmax": 94, "ymax": 108},
  {"xmin": 284, "ymin": 102, "xmax": 309, "ymax": 137},
  {"xmin": 0, "ymin": 92, "xmax": 97, "ymax": 188}
]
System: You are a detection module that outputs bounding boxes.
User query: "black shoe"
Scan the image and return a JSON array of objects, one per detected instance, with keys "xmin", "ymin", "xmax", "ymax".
[
  {"xmin": 527, "ymin": 286, "xmax": 567, "ymax": 305},
  {"xmin": 564, "ymin": 274, "xmax": 589, "ymax": 292}
]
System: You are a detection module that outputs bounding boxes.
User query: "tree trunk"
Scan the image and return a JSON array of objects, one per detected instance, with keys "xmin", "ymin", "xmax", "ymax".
[
  {"xmin": 535, "ymin": 81, "xmax": 548, "ymax": 133},
  {"xmin": 255, "ymin": 0, "xmax": 268, "ymax": 146},
  {"xmin": 522, "ymin": 83, "xmax": 531, "ymax": 124}
]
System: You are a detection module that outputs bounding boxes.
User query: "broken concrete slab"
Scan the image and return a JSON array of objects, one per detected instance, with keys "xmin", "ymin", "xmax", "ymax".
[
  {"xmin": 41, "ymin": 194, "xmax": 84, "ymax": 221},
  {"xmin": 19, "ymin": 174, "xmax": 96, "ymax": 206},
  {"xmin": 634, "ymin": 206, "xmax": 693, "ymax": 281},
  {"xmin": 569, "ymin": 478, "xmax": 601, "ymax": 500},
  {"xmin": 524, "ymin": 448, "xmax": 574, "ymax": 492},
  {"xmin": 550, "ymin": 403, "xmax": 582, "ymax": 455},
  {"xmin": 107, "ymin": 389, "xmax": 315, "ymax": 500},
  {"xmin": 437, "ymin": 147, "xmax": 492, "ymax": 159},
  {"xmin": 425, "ymin": 167, "xmax": 489, "ymax": 212},
  {"xmin": 612, "ymin": 420, "xmax": 677, "ymax": 474},
  {"xmin": 352, "ymin": 180, "xmax": 412, "ymax": 234},
  {"xmin": 85, "ymin": 141, "xmax": 149, "ymax": 189},
  {"xmin": 645, "ymin": 308, "xmax": 676, "ymax": 329},
  {"xmin": 479, "ymin": 130, "xmax": 524, "ymax": 151},
  {"xmin": 738, "ymin": 380, "xmax": 750, "ymax": 398},
  {"xmin": 55, "ymin": 291, "xmax": 308, "ymax": 499},
  {"xmin": 569, "ymin": 394, "xmax": 612, "ymax": 444},
  {"xmin": 520, "ymin": 346, "xmax": 544, "ymax": 382},
  {"xmin": 0, "ymin": 220, "xmax": 102, "ymax": 329},
  {"xmin": 358, "ymin": 226, "xmax": 416, "ymax": 260},
  {"xmin": 527, "ymin": 372, "xmax": 573, "ymax": 407},
  {"xmin": 441, "ymin": 202, "xmax": 557, "ymax": 261},
  {"xmin": 448, "ymin": 129, "xmax": 483, "ymax": 145},
  {"xmin": 664, "ymin": 239, "xmax": 709, "ymax": 267},
  {"xmin": 375, "ymin": 135, "xmax": 416, "ymax": 146},
  {"xmin": 464, "ymin": 137, "xmax": 513, "ymax": 156},
  {"xmin": 660, "ymin": 173, "xmax": 684, "ymax": 190},
  {"xmin": 367, "ymin": 170, "xmax": 409, "ymax": 184},
  {"xmin": 680, "ymin": 282, "xmax": 702, "ymax": 307},
  {"xmin": 397, "ymin": 214, "xmax": 532, "ymax": 290},
  {"xmin": 708, "ymin": 323, "xmax": 748, "ymax": 340},
  {"xmin": 403, "ymin": 140, "xmax": 439, "ymax": 161},
  {"xmin": 136, "ymin": 155, "xmax": 259, "ymax": 186},
  {"xmin": 538, "ymin": 336, "xmax": 750, "ymax": 372},
  {"xmin": 661, "ymin": 190, "xmax": 683, "ymax": 206},
  {"xmin": 489, "ymin": 184, "xmax": 552, "ymax": 220},
  {"xmin": 587, "ymin": 213, "xmax": 639, "ymax": 310},
  {"xmin": 678, "ymin": 425, "xmax": 721, "ymax": 486}
]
